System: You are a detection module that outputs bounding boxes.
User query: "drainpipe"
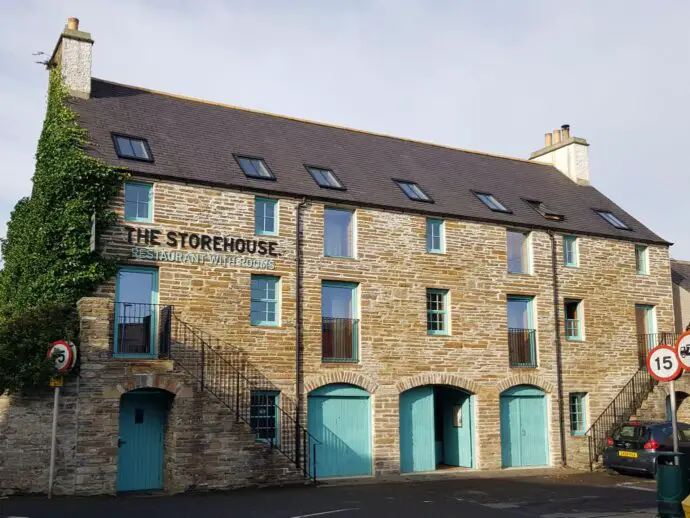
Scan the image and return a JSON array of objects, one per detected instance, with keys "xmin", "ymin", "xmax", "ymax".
[
  {"xmin": 548, "ymin": 230, "xmax": 567, "ymax": 466},
  {"xmin": 295, "ymin": 198, "xmax": 308, "ymax": 462}
]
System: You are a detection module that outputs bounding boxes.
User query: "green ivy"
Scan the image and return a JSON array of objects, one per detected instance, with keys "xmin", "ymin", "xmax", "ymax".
[{"xmin": 0, "ymin": 69, "xmax": 126, "ymax": 393}]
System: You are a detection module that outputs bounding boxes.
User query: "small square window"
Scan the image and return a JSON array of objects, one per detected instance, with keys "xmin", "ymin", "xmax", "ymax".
[
  {"xmin": 569, "ymin": 393, "xmax": 587, "ymax": 435},
  {"xmin": 124, "ymin": 182, "xmax": 153, "ymax": 222},
  {"xmin": 636, "ymin": 245, "xmax": 649, "ymax": 275},
  {"xmin": 595, "ymin": 210, "xmax": 631, "ymax": 230},
  {"xmin": 507, "ymin": 230, "xmax": 531, "ymax": 274},
  {"xmin": 426, "ymin": 289, "xmax": 449, "ymax": 335},
  {"xmin": 250, "ymin": 275, "xmax": 280, "ymax": 326},
  {"xmin": 564, "ymin": 299, "xmax": 584, "ymax": 340},
  {"xmin": 307, "ymin": 166, "xmax": 345, "ymax": 190},
  {"xmin": 113, "ymin": 134, "xmax": 153, "ymax": 161},
  {"xmin": 474, "ymin": 192, "xmax": 511, "ymax": 213},
  {"xmin": 395, "ymin": 180, "xmax": 433, "ymax": 202},
  {"xmin": 563, "ymin": 236, "xmax": 578, "ymax": 267},
  {"xmin": 525, "ymin": 199, "xmax": 565, "ymax": 221},
  {"xmin": 235, "ymin": 155, "xmax": 275, "ymax": 180},
  {"xmin": 426, "ymin": 218, "xmax": 445, "ymax": 254},
  {"xmin": 255, "ymin": 197, "xmax": 278, "ymax": 236}
]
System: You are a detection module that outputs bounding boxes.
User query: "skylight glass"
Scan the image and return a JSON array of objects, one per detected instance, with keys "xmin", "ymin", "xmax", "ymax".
[
  {"xmin": 113, "ymin": 134, "xmax": 152, "ymax": 161},
  {"xmin": 395, "ymin": 180, "xmax": 432, "ymax": 202},
  {"xmin": 474, "ymin": 192, "xmax": 510, "ymax": 213},
  {"xmin": 596, "ymin": 210, "xmax": 631, "ymax": 230},
  {"xmin": 525, "ymin": 199, "xmax": 565, "ymax": 221},
  {"xmin": 307, "ymin": 166, "xmax": 345, "ymax": 190},
  {"xmin": 236, "ymin": 156, "xmax": 275, "ymax": 179}
]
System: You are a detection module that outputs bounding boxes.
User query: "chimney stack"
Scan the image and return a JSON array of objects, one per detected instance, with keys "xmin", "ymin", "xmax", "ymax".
[
  {"xmin": 47, "ymin": 17, "xmax": 93, "ymax": 99},
  {"xmin": 529, "ymin": 124, "xmax": 591, "ymax": 185}
]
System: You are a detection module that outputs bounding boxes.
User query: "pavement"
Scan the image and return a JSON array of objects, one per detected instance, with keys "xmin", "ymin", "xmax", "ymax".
[{"xmin": 0, "ymin": 470, "xmax": 663, "ymax": 518}]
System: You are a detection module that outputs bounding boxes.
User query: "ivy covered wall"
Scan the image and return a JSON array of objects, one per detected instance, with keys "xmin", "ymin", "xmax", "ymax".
[{"xmin": 0, "ymin": 69, "xmax": 125, "ymax": 393}]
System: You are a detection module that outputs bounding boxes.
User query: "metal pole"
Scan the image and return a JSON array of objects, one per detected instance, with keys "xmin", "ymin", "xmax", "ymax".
[
  {"xmin": 670, "ymin": 380, "xmax": 679, "ymax": 453},
  {"xmin": 48, "ymin": 385, "xmax": 60, "ymax": 499}
]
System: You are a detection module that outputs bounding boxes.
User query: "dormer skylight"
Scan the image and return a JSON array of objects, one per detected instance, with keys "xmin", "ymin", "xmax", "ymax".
[
  {"xmin": 307, "ymin": 166, "xmax": 345, "ymax": 190},
  {"xmin": 596, "ymin": 210, "xmax": 632, "ymax": 230},
  {"xmin": 395, "ymin": 180, "xmax": 432, "ymax": 202},
  {"xmin": 235, "ymin": 155, "xmax": 275, "ymax": 180},
  {"xmin": 474, "ymin": 192, "xmax": 511, "ymax": 213},
  {"xmin": 112, "ymin": 134, "xmax": 153, "ymax": 162},
  {"xmin": 525, "ymin": 199, "xmax": 565, "ymax": 221}
]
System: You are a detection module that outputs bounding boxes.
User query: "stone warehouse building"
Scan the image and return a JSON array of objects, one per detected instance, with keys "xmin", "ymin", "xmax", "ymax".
[{"xmin": 0, "ymin": 18, "xmax": 679, "ymax": 495}]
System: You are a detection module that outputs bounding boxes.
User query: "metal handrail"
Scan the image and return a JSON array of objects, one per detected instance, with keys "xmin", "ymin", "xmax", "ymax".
[{"xmin": 168, "ymin": 312, "xmax": 319, "ymax": 481}]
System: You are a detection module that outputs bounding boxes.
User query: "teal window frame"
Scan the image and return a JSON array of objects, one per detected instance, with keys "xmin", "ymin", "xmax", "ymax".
[
  {"xmin": 426, "ymin": 218, "xmax": 445, "ymax": 253},
  {"xmin": 113, "ymin": 265, "xmax": 159, "ymax": 358},
  {"xmin": 564, "ymin": 299, "xmax": 584, "ymax": 341},
  {"xmin": 250, "ymin": 275, "xmax": 280, "ymax": 326},
  {"xmin": 563, "ymin": 235, "xmax": 578, "ymax": 267},
  {"xmin": 569, "ymin": 393, "xmax": 587, "ymax": 435},
  {"xmin": 427, "ymin": 288, "xmax": 450, "ymax": 335},
  {"xmin": 250, "ymin": 390, "xmax": 280, "ymax": 444},
  {"xmin": 255, "ymin": 197, "xmax": 278, "ymax": 236},
  {"xmin": 507, "ymin": 295, "xmax": 537, "ymax": 367},
  {"xmin": 124, "ymin": 181, "xmax": 153, "ymax": 223},
  {"xmin": 321, "ymin": 281, "xmax": 359, "ymax": 363},
  {"xmin": 636, "ymin": 245, "xmax": 649, "ymax": 275}
]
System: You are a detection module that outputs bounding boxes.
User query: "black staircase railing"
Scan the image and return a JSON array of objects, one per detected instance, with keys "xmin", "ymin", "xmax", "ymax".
[
  {"xmin": 167, "ymin": 312, "xmax": 318, "ymax": 481},
  {"xmin": 587, "ymin": 332, "xmax": 679, "ymax": 469}
]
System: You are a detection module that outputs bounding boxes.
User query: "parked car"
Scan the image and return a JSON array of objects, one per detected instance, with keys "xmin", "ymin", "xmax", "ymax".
[{"xmin": 603, "ymin": 420, "xmax": 690, "ymax": 477}]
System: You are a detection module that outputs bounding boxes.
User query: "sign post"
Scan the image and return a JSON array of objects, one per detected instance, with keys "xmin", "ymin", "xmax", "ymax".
[
  {"xmin": 46, "ymin": 340, "xmax": 77, "ymax": 499},
  {"xmin": 647, "ymin": 344, "xmax": 682, "ymax": 452}
]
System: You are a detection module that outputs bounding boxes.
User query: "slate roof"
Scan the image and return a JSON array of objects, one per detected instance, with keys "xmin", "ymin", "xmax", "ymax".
[
  {"xmin": 70, "ymin": 78, "xmax": 668, "ymax": 245},
  {"xmin": 672, "ymin": 260, "xmax": 690, "ymax": 290}
]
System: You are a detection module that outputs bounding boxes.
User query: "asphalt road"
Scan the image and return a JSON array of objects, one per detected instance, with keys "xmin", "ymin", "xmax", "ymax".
[{"xmin": 0, "ymin": 471, "xmax": 660, "ymax": 518}]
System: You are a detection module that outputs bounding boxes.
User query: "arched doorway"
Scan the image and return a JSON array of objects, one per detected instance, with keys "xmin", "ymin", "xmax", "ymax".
[
  {"xmin": 117, "ymin": 388, "xmax": 173, "ymax": 492},
  {"xmin": 307, "ymin": 384, "xmax": 372, "ymax": 478},
  {"xmin": 399, "ymin": 385, "xmax": 474, "ymax": 473},
  {"xmin": 500, "ymin": 385, "xmax": 548, "ymax": 468}
]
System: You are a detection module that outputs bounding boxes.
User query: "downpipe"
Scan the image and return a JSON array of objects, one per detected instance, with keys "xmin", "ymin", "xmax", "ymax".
[{"xmin": 295, "ymin": 198, "xmax": 308, "ymax": 466}]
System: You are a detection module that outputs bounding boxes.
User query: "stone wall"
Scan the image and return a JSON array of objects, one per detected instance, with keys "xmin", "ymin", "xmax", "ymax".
[{"xmin": 93, "ymin": 179, "xmax": 675, "ymax": 473}]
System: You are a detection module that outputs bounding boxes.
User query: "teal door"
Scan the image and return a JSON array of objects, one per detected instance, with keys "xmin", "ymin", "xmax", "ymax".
[
  {"xmin": 500, "ymin": 386, "xmax": 548, "ymax": 467},
  {"xmin": 399, "ymin": 386, "xmax": 435, "ymax": 473},
  {"xmin": 443, "ymin": 392, "xmax": 474, "ymax": 468},
  {"xmin": 117, "ymin": 391, "xmax": 168, "ymax": 492},
  {"xmin": 308, "ymin": 384, "xmax": 371, "ymax": 478}
]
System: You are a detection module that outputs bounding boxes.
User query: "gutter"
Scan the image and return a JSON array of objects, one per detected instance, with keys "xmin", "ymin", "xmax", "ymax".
[{"xmin": 548, "ymin": 230, "xmax": 568, "ymax": 466}]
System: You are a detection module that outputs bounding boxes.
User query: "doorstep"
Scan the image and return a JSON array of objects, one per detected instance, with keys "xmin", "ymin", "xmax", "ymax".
[{"xmin": 317, "ymin": 466, "xmax": 578, "ymax": 488}]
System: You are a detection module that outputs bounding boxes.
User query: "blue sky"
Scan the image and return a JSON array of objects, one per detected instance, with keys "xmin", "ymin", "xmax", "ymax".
[{"xmin": 1, "ymin": 1, "xmax": 688, "ymax": 257}]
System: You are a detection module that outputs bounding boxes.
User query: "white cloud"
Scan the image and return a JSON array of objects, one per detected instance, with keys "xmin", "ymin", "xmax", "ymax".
[{"xmin": 1, "ymin": 0, "xmax": 688, "ymax": 256}]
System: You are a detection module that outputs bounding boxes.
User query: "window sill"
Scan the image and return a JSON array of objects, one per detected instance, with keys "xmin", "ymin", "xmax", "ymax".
[
  {"xmin": 636, "ymin": 272, "xmax": 650, "ymax": 277},
  {"xmin": 324, "ymin": 254, "xmax": 357, "ymax": 260},
  {"xmin": 571, "ymin": 432, "xmax": 587, "ymax": 437},
  {"xmin": 427, "ymin": 332, "xmax": 450, "ymax": 337},
  {"xmin": 564, "ymin": 264, "xmax": 579, "ymax": 269},
  {"xmin": 507, "ymin": 271, "xmax": 532, "ymax": 276},
  {"xmin": 112, "ymin": 353, "xmax": 158, "ymax": 360},
  {"xmin": 321, "ymin": 359, "xmax": 359, "ymax": 364},
  {"xmin": 427, "ymin": 250, "xmax": 445, "ymax": 255},
  {"xmin": 124, "ymin": 217, "xmax": 154, "ymax": 224},
  {"xmin": 256, "ymin": 232, "xmax": 278, "ymax": 238},
  {"xmin": 509, "ymin": 364, "xmax": 539, "ymax": 369},
  {"xmin": 565, "ymin": 337, "xmax": 585, "ymax": 342},
  {"xmin": 251, "ymin": 323, "xmax": 282, "ymax": 328}
]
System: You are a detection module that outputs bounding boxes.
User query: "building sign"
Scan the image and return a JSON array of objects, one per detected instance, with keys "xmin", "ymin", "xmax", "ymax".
[{"xmin": 126, "ymin": 226, "xmax": 279, "ymax": 271}]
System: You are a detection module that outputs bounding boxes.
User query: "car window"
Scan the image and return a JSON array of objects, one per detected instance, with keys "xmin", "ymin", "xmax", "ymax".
[
  {"xmin": 614, "ymin": 425, "xmax": 639, "ymax": 439},
  {"xmin": 680, "ymin": 429, "xmax": 690, "ymax": 442}
]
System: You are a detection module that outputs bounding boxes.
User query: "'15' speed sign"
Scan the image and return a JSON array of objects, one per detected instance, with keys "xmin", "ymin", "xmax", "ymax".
[{"xmin": 647, "ymin": 344, "xmax": 682, "ymax": 382}]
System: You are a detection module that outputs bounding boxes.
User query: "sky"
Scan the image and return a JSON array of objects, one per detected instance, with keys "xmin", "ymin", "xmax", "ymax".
[{"xmin": 1, "ymin": 1, "xmax": 688, "ymax": 258}]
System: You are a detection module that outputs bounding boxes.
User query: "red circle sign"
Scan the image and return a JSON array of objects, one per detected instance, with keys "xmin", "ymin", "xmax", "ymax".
[
  {"xmin": 647, "ymin": 345, "xmax": 682, "ymax": 382},
  {"xmin": 47, "ymin": 340, "xmax": 74, "ymax": 374},
  {"xmin": 675, "ymin": 331, "xmax": 690, "ymax": 371}
]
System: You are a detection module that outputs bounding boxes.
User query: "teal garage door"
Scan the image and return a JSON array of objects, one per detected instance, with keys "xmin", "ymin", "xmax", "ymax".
[
  {"xmin": 117, "ymin": 390, "xmax": 168, "ymax": 492},
  {"xmin": 308, "ymin": 384, "xmax": 372, "ymax": 478},
  {"xmin": 400, "ymin": 386, "xmax": 436, "ymax": 473},
  {"xmin": 500, "ymin": 385, "xmax": 548, "ymax": 468}
]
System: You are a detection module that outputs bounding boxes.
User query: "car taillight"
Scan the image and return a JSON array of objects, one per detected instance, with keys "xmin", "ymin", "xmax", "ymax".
[
  {"xmin": 607, "ymin": 436, "xmax": 614, "ymax": 446},
  {"xmin": 643, "ymin": 438, "xmax": 660, "ymax": 451}
]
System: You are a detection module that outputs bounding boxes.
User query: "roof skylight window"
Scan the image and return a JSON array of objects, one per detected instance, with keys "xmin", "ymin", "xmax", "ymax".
[
  {"xmin": 474, "ymin": 192, "xmax": 511, "ymax": 213},
  {"xmin": 525, "ymin": 199, "xmax": 565, "ymax": 221},
  {"xmin": 235, "ymin": 155, "xmax": 275, "ymax": 180},
  {"xmin": 307, "ymin": 166, "xmax": 345, "ymax": 190},
  {"xmin": 595, "ymin": 210, "xmax": 632, "ymax": 230},
  {"xmin": 113, "ymin": 134, "xmax": 153, "ymax": 162},
  {"xmin": 395, "ymin": 180, "xmax": 432, "ymax": 202}
]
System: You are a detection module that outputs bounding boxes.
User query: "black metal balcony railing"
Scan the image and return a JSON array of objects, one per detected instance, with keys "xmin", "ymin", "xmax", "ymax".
[
  {"xmin": 508, "ymin": 328, "xmax": 537, "ymax": 368},
  {"xmin": 637, "ymin": 332, "xmax": 680, "ymax": 368},
  {"xmin": 114, "ymin": 302, "xmax": 172, "ymax": 357},
  {"xmin": 322, "ymin": 318, "xmax": 359, "ymax": 362}
]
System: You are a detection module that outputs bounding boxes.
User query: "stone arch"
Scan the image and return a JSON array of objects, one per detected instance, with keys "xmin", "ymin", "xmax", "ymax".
[
  {"xmin": 304, "ymin": 371, "xmax": 378, "ymax": 394},
  {"xmin": 115, "ymin": 374, "xmax": 185, "ymax": 396},
  {"xmin": 496, "ymin": 373, "xmax": 555, "ymax": 394},
  {"xmin": 395, "ymin": 372, "xmax": 480, "ymax": 394}
]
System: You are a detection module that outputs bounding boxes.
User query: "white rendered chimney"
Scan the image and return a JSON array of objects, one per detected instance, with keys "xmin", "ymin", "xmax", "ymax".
[
  {"xmin": 47, "ymin": 17, "xmax": 93, "ymax": 99},
  {"xmin": 529, "ymin": 124, "xmax": 590, "ymax": 185}
]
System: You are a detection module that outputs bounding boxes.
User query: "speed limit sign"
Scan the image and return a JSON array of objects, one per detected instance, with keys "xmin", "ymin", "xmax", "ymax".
[
  {"xmin": 675, "ymin": 331, "xmax": 690, "ymax": 371},
  {"xmin": 47, "ymin": 340, "xmax": 76, "ymax": 374},
  {"xmin": 647, "ymin": 345, "xmax": 682, "ymax": 382}
]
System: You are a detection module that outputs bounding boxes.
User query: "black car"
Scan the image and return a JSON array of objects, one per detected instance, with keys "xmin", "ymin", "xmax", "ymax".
[{"xmin": 603, "ymin": 420, "xmax": 690, "ymax": 476}]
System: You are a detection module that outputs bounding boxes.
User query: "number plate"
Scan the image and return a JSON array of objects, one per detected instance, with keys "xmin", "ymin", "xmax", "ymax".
[{"xmin": 618, "ymin": 451, "xmax": 638, "ymax": 458}]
